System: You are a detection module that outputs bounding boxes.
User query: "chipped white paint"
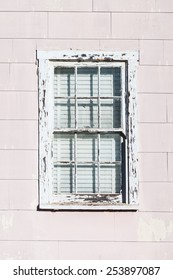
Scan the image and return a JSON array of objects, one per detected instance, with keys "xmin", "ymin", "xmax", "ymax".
[
  {"xmin": 37, "ymin": 51, "xmax": 138, "ymax": 62},
  {"xmin": 127, "ymin": 53, "xmax": 138, "ymax": 204},
  {"xmin": 1, "ymin": 214, "xmax": 13, "ymax": 231},
  {"xmin": 138, "ymin": 218, "xmax": 173, "ymax": 242},
  {"xmin": 38, "ymin": 57, "xmax": 54, "ymax": 205},
  {"xmin": 37, "ymin": 50, "xmax": 138, "ymax": 210}
]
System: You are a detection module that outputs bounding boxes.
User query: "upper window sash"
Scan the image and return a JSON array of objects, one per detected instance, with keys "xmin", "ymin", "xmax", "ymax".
[{"xmin": 52, "ymin": 62, "xmax": 126, "ymax": 135}]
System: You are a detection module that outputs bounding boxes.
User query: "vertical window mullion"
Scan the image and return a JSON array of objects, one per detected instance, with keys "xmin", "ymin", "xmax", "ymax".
[
  {"xmin": 97, "ymin": 66, "xmax": 100, "ymax": 193},
  {"xmin": 74, "ymin": 132, "xmax": 77, "ymax": 194},
  {"xmin": 98, "ymin": 66, "xmax": 101, "ymax": 128},
  {"xmin": 121, "ymin": 136, "xmax": 128, "ymax": 203},
  {"xmin": 74, "ymin": 66, "xmax": 78, "ymax": 193},
  {"xmin": 97, "ymin": 133, "xmax": 100, "ymax": 193},
  {"xmin": 75, "ymin": 66, "xmax": 78, "ymax": 129},
  {"xmin": 121, "ymin": 65, "xmax": 125, "ymax": 131}
]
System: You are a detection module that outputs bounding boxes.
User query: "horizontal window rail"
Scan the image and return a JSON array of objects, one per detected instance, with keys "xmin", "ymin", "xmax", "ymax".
[
  {"xmin": 54, "ymin": 96, "xmax": 122, "ymax": 100},
  {"xmin": 54, "ymin": 161, "xmax": 121, "ymax": 165},
  {"xmin": 53, "ymin": 128, "xmax": 125, "ymax": 135}
]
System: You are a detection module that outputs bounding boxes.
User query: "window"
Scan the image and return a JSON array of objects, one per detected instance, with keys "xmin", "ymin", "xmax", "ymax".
[{"xmin": 37, "ymin": 51, "xmax": 138, "ymax": 210}]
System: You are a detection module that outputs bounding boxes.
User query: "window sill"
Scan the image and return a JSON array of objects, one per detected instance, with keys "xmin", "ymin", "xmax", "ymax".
[{"xmin": 39, "ymin": 203, "xmax": 139, "ymax": 211}]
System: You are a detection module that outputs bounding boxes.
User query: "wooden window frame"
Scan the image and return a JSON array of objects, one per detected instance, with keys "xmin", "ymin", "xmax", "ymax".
[{"xmin": 37, "ymin": 51, "xmax": 139, "ymax": 210}]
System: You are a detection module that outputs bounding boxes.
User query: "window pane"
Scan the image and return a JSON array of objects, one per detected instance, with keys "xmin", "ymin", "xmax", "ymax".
[
  {"xmin": 100, "ymin": 134, "xmax": 121, "ymax": 194},
  {"xmin": 100, "ymin": 134, "xmax": 121, "ymax": 162},
  {"xmin": 77, "ymin": 67, "xmax": 98, "ymax": 97},
  {"xmin": 101, "ymin": 99, "xmax": 121, "ymax": 128},
  {"xmin": 100, "ymin": 164, "xmax": 121, "ymax": 194},
  {"xmin": 100, "ymin": 67, "xmax": 121, "ymax": 128},
  {"xmin": 77, "ymin": 134, "xmax": 97, "ymax": 162},
  {"xmin": 100, "ymin": 67, "xmax": 121, "ymax": 97},
  {"xmin": 78, "ymin": 99, "xmax": 98, "ymax": 128},
  {"xmin": 53, "ymin": 134, "xmax": 74, "ymax": 194},
  {"xmin": 77, "ymin": 165, "xmax": 98, "ymax": 193},
  {"xmin": 54, "ymin": 67, "xmax": 75, "ymax": 98},
  {"xmin": 53, "ymin": 164, "xmax": 75, "ymax": 194},
  {"xmin": 54, "ymin": 99, "xmax": 75, "ymax": 128},
  {"xmin": 53, "ymin": 134, "xmax": 74, "ymax": 162},
  {"xmin": 54, "ymin": 67, "xmax": 75, "ymax": 128}
]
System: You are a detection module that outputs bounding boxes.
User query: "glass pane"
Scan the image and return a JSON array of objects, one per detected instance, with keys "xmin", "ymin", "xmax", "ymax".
[
  {"xmin": 77, "ymin": 134, "xmax": 97, "ymax": 162},
  {"xmin": 101, "ymin": 99, "xmax": 121, "ymax": 128},
  {"xmin": 54, "ymin": 99, "xmax": 75, "ymax": 128},
  {"xmin": 53, "ymin": 164, "xmax": 74, "ymax": 194},
  {"xmin": 78, "ymin": 99, "xmax": 98, "ymax": 128},
  {"xmin": 77, "ymin": 67, "xmax": 98, "ymax": 97},
  {"xmin": 100, "ymin": 67, "xmax": 121, "ymax": 97},
  {"xmin": 54, "ymin": 67, "xmax": 75, "ymax": 98},
  {"xmin": 100, "ymin": 164, "xmax": 121, "ymax": 194},
  {"xmin": 100, "ymin": 67, "xmax": 122, "ymax": 129},
  {"xmin": 53, "ymin": 134, "xmax": 74, "ymax": 162},
  {"xmin": 77, "ymin": 165, "xmax": 98, "ymax": 193},
  {"xmin": 100, "ymin": 134, "xmax": 121, "ymax": 162}
]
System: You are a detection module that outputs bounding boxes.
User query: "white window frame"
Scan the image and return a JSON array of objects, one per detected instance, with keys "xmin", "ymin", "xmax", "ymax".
[{"xmin": 37, "ymin": 51, "xmax": 138, "ymax": 210}]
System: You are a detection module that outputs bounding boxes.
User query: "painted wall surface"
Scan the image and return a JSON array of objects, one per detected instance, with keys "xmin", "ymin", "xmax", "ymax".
[{"xmin": 0, "ymin": 0, "xmax": 173, "ymax": 259}]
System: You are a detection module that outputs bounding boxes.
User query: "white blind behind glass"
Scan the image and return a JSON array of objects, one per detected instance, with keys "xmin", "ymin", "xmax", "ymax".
[{"xmin": 53, "ymin": 66, "xmax": 122, "ymax": 194}]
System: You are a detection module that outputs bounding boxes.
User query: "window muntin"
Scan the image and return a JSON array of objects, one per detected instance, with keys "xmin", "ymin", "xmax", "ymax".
[
  {"xmin": 54, "ymin": 64, "xmax": 123, "ymax": 130},
  {"xmin": 53, "ymin": 133, "xmax": 121, "ymax": 195},
  {"xmin": 53, "ymin": 62, "xmax": 125, "ymax": 198},
  {"xmin": 38, "ymin": 51, "xmax": 138, "ymax": 210}
]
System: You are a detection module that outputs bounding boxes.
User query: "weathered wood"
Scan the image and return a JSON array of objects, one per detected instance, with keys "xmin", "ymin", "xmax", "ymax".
[{"xmin": 37, "ymin": 50, "xmax": 138, "ymax": 210}]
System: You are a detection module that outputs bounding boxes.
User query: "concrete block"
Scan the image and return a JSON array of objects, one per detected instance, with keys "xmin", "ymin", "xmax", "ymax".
[
  {"xmin": 140, "ymin": 40, "xmax": 164, "ymax": 65},
  {"xmin": 112, "ymin": 13, "xmax": 173, "ymax": 39},
  {"xmin": 168, "ymin": 153, "xmax": 173, "ymax": 181},
  {"xmin": 8, "ymin": 180, "xmax": 38, "ymax": 210},
  {"xmin": 93, "ymin": 0, "xmax": 156, "ymax": 12},
  {"xmin": 100, "ymin": 39, "xmax": 139, "ymax": 51},
  {"xmin": 36, "ymin": 39, "xmax": 100, "ymax": 51},
  {"xmin": 0, "ymin": 185, "xmax": 9, "ymax": 210},
  {"xmin": 0, "ymin": 120, "xmax": 38, "ymax": 149},
  {"xmin": 48, "ymin": 13, "xmax": 110, "ymax": 39},
  {"xmin": 0, "ymin": 91, "xmax": 38, "ymax": 120},
  {"xmin": 12, "ymin": 40, "xmax": 36, "ymax": 63},
  {"xmin": 0, "ymin": 40, "xmax": 12, "ymax": 62},
  {"xmin": 0, "ymin": 0, "xmax": 92, "ymax": 12},
  {"xmin": 0, "ymin": 151, "xmax": 37, "ymax": 179},
  {"xmin": 138, "ymin": 94, "xmax": 167, "ymax": 123},
  {"xmin": 139, "ymin": 182, "xmax": 173, "ymax": 212},
  {"xmin": 156, "ymin": 0, "xmax": 173, "ymax": 12},
  {"xmin": 0, "ymin": 12, "xmax": 47, "ymax": 38},
  {"xmin": 164, "ymin": 41, "xmax": 173, "ymax": 65},
  {"xmin": 59, "ymin": 241, "xmax": 173, "ymax": 259},
  {"xmin": 0, "ymin": 241, "xmax": 60, "ymax": 260},
  {"xmin": 138, "ymin": 124, "xmax": 173, "ymax": 152},
  {"xmin": 0, "ymin": 211, "xmax": 115, "ymax": 241},
  {"xmin": 10, "ymin": 64, "xmax": 37, "ymax": 91},
  {"xmin": 138, "ymin": 153, "xmax": 168, "ymax": 182},
  {"xmin": 138, "ymin": 66, "xmax": 173, "ymax": 93},
  {"xmin": 0, "ymin": 64, "xmax": 10, "ymax": 90},
  {"xmin": 167, "ymin": 95, "xmax": 173, "ymax": 123}
]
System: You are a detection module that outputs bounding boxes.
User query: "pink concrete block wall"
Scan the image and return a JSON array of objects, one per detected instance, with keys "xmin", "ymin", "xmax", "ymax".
[
  {"xmin": 48, "ymin": 13, "xmax": 111, "ymax": 39},
  {"xmin": 0, "ymin": 0, "xmax": 172, "ymax": 260}
]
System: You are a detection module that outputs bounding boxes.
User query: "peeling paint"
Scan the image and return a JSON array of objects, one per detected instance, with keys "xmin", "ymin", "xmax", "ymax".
[
  {"xmin": 37, "ymin": 51, "xmax": 138, "ymax": 210},
  {"xmin": 138, "ymin": 218, "xmax": 173, "ymax": 241},
  {"xmin": 43, "ymin": 157, "xmax": 46, "ymax": 172},
  {"xmin": 1, "ymin": 215, "xmax": 13, "ymax": 231},
  {"xmin": 51, "ymin": 193, "xmax": 121, "ymax": 206}
]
